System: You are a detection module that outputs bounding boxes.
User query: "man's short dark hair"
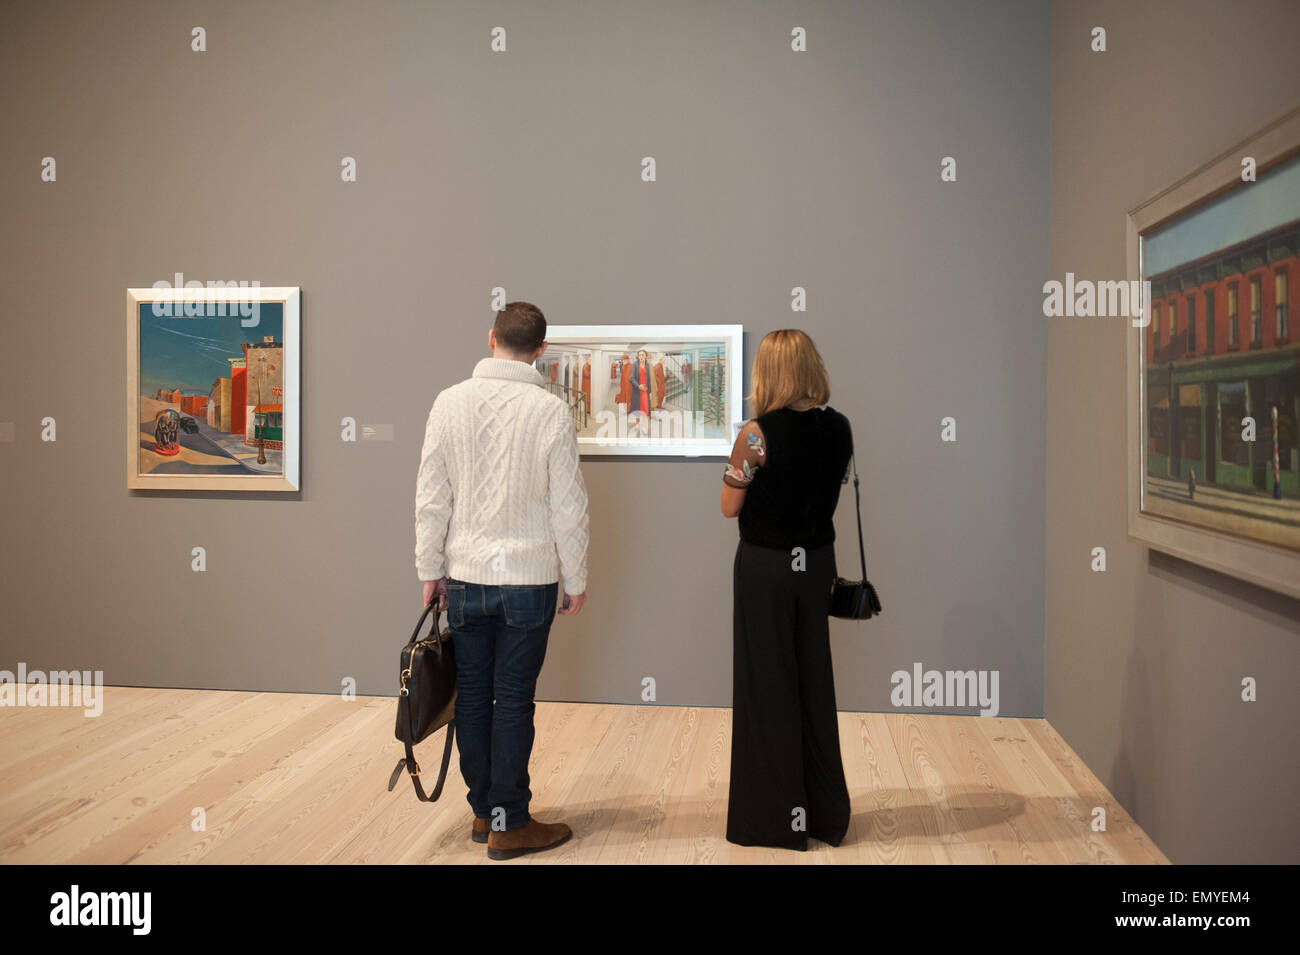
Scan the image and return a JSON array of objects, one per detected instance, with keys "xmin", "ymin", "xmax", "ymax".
[{"xmin": 493, "ymin": 302, "xmax": 547, "ymax": 354}]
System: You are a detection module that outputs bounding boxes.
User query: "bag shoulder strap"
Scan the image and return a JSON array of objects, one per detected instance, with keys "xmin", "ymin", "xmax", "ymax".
[
  {"xmin": 840, "ymin": 418, "xmax": 867, "ymax": 580},
  {"xmin": 850, "ymin": 451, "xmax": 867, "ymax": 581},
  {"xmin": 390, "ymin": 723, "xmax": 456, "ymax": 802}
]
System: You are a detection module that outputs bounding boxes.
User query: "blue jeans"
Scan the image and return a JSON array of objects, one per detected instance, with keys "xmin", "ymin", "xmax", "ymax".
[{"xmin": 445, "ymin": 578, "xmax": 558, "ymax": 831}]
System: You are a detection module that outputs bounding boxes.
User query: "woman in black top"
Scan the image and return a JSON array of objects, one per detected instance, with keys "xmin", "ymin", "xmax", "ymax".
[{"xmin": 720, "ymin": 329, "xmax": 853, "ymax": 850}]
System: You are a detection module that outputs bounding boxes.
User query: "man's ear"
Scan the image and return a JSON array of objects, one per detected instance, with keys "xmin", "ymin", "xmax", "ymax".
[
  {"xmin": 488, "ymin": 328, "xmax": 497, "ymax": 353},
  {"xmin": 534, "ymin": 341, "xmax": 548, "ymax": 361}
]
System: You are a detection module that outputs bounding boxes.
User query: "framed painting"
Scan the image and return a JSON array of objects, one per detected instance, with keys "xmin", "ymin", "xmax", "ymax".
[
  {"xmin": 126, "ymin": 286, "xmax": 300, "ymax": 491},
  {"xmin": 538, "ymin": 324, "xmax": 743, "ymax": 456},
  {"xmin": 1126, "ymin": 103, "xmax": 1300, "ymax": 597}
]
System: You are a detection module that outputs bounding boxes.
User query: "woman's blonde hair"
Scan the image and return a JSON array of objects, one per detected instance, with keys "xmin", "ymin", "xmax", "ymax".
[{"xmin": 747, "ymin": 329, "xmax": 830, "ymax": 418}]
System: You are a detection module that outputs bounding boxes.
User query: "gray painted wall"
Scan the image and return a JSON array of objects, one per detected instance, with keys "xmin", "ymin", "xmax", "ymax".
[
  {"xmin": 1047, "ymin": 0, "xmax": 1300, "ymax": 864},
  {"xmin": 0, "ymin": 1, "xmax": 1048, "ymax": 717}
]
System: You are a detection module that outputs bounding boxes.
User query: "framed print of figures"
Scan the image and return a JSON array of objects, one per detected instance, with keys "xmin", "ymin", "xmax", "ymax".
[
  {"xmin": 1126, "ymin": 103, "xmax": 1300, "ymax": 597},
  {"xmin": 126, "ymin": 286, "xmax": 300, "ymax": 491},
  {"xmin": 538, "ymin": 324, "xmax": 743, "ymax": 456}
]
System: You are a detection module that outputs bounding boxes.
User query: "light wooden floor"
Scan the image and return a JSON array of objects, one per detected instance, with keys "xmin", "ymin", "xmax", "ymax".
[{"xmin": 0, "ymin": 688, "xmax": 1168, "ymax": 864}]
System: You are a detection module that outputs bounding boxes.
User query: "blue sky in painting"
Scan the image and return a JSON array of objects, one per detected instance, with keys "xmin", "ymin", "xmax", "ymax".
[
  {"xmin": 138, "ymin": 302, "xmax": 283, "ymax": 396},
  {"xmin": 1144, "ymin": 152, "xmax": 1300, "ymax": 276}
]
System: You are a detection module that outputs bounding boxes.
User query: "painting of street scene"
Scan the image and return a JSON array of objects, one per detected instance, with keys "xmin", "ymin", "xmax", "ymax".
[
  {"xmin": 1141, "ymin": 151, "xmax": 1300, "ymax": 550},
  {"xmin": 134, "ymin": 301, "xmax": 286, "ymax": 479}
]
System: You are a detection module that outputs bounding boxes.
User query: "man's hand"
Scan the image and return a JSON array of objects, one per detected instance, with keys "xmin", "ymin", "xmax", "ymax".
[
  {"xmin": 422, "ymin": 577, "xmax": 448, "ymax": 611},
  {"xmin": 558, "ymin": 591, "xmax": 586, "ymax": 616}
]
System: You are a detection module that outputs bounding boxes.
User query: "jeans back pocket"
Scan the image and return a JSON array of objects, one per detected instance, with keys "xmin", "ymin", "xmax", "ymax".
[{"xmin": 500, "ymin": 585, "xmax": 553, "ymax": 630}]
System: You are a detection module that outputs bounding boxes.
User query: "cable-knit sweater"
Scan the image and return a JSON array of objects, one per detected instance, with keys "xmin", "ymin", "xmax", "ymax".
[{"xmin": 415, "ymin": 356, "xmax": 590, "ymax": 595}]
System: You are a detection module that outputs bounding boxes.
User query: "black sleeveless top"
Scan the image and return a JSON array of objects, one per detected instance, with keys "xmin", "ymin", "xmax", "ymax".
[{"xmin": 737, "ymin": 406, "xmax": 853, "ymax": 549}]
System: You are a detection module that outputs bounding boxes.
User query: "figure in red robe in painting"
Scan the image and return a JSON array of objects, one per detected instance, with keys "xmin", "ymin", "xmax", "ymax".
[{"xmin": 629, "ymin": 349, "xmax": 652, "ymax": 435}]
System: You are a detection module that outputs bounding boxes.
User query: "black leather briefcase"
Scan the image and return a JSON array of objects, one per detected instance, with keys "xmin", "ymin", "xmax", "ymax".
[{"xmin": 388, "ymin": 598, "xmax": 457, "ymax": 801}]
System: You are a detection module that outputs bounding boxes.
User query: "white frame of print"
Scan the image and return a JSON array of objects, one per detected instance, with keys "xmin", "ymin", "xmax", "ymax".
[
  {"xmin": 543, "ymin": 324, "xmax": 744, "ymax": 457},
  {"xmin": 1125, "ymin": 102, "xmax": 1300, "ymax": 598},
  {"xmin": 126, "ymin": 286, "xmax": 301, "ymax": 492}
]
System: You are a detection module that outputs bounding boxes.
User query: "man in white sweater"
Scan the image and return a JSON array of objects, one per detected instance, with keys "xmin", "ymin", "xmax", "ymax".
[{"xmin": 414, "ymin": 302, "xmax": 589, "ymax": 860}]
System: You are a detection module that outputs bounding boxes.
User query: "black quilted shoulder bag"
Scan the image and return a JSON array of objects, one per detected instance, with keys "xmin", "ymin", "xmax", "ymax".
[
  {"xmin": 387, "ymin": 598, "xmax": 457, "ymax": 801},
  {"xmin": 829, "ymin": 451, "xmax": 884, "ymax": 620}
]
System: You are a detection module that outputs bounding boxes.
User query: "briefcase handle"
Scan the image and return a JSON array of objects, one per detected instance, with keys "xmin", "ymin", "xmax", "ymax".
[{"xmin": 406, "ymin": 596, "xmax": 447, "ymax": 652}]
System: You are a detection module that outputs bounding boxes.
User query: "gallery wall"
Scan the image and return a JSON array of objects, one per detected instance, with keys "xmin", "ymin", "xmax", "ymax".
[
  {"xmin": 1046, "ymin": 0, "xmax": 1300, "ymax": 864},
  {"xmin": 0, "ymin": 1, "xmax": 1048, "ymax": 715}
]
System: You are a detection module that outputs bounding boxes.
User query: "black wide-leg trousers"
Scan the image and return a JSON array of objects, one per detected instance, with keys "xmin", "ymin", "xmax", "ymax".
[{"xmin": 726, "ymin": 538, "xmax": 851, "ymax": 850}]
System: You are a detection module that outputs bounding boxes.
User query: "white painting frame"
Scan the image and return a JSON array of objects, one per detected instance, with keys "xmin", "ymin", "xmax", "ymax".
[{"xmin": 541, "ymin": 324, "xmax": 743, "ymax": 457}]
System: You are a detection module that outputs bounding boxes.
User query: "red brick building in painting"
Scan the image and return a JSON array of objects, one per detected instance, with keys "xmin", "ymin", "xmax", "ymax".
[{"xmin": 1144, "ymin": 217, "xmax": 1299, "ymax": 497}]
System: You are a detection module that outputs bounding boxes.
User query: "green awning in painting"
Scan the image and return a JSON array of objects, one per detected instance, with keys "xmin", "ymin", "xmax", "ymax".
[{"xmin": 1147, "ymin": 347, "xmax": 1299, "ymax": 386}]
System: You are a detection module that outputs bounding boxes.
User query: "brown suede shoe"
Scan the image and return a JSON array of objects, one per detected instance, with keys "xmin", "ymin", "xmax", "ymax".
[
  {"xmin": 471, "ymin": 817, "xmax": 490, "ymax": 844},
  {"xmin": 487, "ymin": 818, "xmax": 572, "ymax": 860}
]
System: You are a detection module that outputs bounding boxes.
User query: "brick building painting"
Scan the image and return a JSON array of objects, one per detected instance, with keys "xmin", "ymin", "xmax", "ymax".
[{"xmin": 1141, "ymin": 152, "xmax": 1300, "ymax": 551}]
